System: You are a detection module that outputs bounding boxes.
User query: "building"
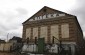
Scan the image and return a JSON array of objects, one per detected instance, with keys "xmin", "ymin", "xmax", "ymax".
[
  {"xmin": 22, "ymin": 6, "xmax": 85, "ymax": 55},
  {"xmin": 0, "ymin": 39, "xmax": 5, "ymax": 43},
  {"xmin": 9, "ymin": 36, "xmax": 22, "ymax": 43}
]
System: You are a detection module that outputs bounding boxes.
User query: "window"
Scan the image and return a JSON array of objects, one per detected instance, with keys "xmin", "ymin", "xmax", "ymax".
[
  {"xmin": 26, "ymin": 28, "xmax": 31, "ymax": 39},
  {"xmin": 61, "ymin": 24, "xmax": 69, "ymax": 38},
  {"xmin": 33, "ymin": 27, "xmax": 38, "ymax": 39}
]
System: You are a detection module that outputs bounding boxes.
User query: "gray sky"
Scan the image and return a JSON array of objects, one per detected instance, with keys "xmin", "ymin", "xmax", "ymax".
[{"xmin": 0, "ymin": 0, "xmax": 84, "ymax": 40}]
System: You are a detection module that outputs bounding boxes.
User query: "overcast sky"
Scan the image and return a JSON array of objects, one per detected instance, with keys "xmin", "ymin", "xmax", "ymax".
[{"xmin": 0, "ymin": 0, "xmax": 84, "ymax": 40}]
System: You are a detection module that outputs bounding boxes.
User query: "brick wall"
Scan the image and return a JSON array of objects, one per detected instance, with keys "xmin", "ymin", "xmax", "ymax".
[{"xmin": 22, "ymin": 16, "xmax": 83, "ymax": 44}]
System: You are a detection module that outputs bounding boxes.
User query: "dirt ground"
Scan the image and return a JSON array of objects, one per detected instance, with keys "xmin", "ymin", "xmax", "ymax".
[{"xmin": 0, "ymin": 52, "xmax": 21, "ymax": 55}]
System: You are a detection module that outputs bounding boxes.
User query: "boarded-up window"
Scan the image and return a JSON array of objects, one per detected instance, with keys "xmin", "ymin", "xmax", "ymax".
[
  {"xmin": 61, "ymin": 24, "xmax": 69, "ymax": 38},
  {"xmin": 26, "ymin": 28, "xmax": 31, "ymax": 39},
  {"xmin": 40, "ymin": 26, "xmax": 47, "ymax": 42},
  {"xmin": 51, "ymin": 25, "xmax": 59, "ymax": 43},
  {"xmin": 33, "ymin": 27, "xmax": 38, "ymax": 39}
]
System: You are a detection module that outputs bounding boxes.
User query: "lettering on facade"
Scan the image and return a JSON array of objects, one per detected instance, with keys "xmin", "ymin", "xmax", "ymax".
[{"xmin": 29, "ymin": 13, "xmax": 65, "ymax": 21}]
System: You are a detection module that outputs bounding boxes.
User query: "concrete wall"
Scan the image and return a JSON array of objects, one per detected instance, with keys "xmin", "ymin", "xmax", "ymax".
[
  {"xmin": 22, "ymin": 43, "xmax": 76, "ymax": 55},
  {"xmin": 0, "ymin": 43, "xmax": 13, "ymax": 51},
  {"xmin": 22, "ymin": 44, "xmax": 37, "ymax": 52},
  {"xmin": 0, "ymin": 44, "xmax": 4, "ymax": 51}
]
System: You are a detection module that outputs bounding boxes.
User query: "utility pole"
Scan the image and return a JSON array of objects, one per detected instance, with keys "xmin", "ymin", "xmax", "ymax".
[{"xmin": 7, "ymin": 33, "xmax": 9, "ymax": 42}]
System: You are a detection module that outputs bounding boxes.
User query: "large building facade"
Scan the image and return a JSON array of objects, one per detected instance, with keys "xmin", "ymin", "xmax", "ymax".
[{"xmin": 22, "ymin": 6, "xmax": 85, "ymax": 55}]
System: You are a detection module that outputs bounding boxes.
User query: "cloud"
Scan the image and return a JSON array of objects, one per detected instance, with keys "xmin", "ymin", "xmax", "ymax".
[
  {"xmin": 0, "ymin": 0, "xmax": 85, "ymax": 40},
  {"xmin": 16, "ymin": 8, "xmax": 28, "ymax": 15},
  {"xmin": 69, "ymin": 0, "xmax": 85, "ymax": 37},
  {"xmin": 0, "ymin": 8, "xmax": 28, "ymax": 40}
]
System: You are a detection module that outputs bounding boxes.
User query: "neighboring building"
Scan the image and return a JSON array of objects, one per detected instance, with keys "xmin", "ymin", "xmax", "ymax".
[
  {"xmin": 22, "ymin": 6, "xmax": 85, "ymax": 55},
  {"xmin": 0, "ymin": 39, "xmax": 5, "ymax": 43},
  {"xmin": 9, "ymin": 36, "xmax": 23, "ymax": 52},
  {"xmin": 9, "ymin": 36, "xmax": 22, "ymax": 43}
]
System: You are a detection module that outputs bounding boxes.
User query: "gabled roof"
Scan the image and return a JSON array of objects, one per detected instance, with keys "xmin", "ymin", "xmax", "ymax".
[{"xmin": 23, "ymin": 6, "xmax": 75, "ymax": 24}]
